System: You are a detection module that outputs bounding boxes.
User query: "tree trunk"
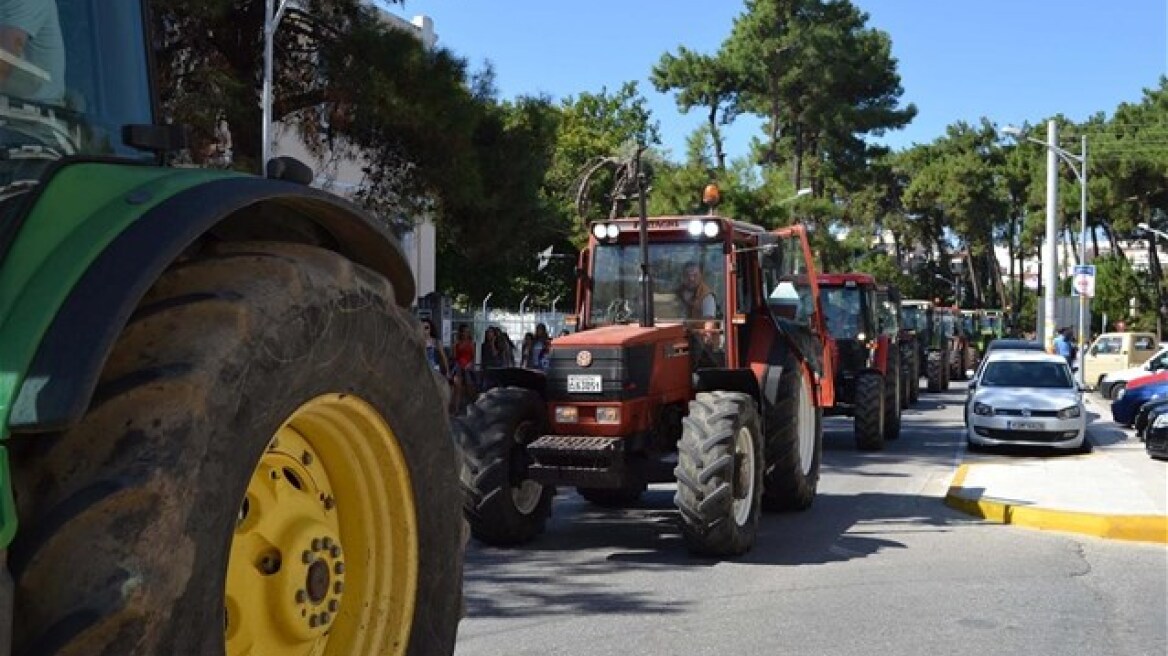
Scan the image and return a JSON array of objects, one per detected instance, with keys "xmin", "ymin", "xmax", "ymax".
[
  {"xmin": 1104, "ymin": 223, "xmax": 1125, "ymax": 260},
  {"xmin": 1091, "ymin": 222, "xmax": 1100, "ymax": 259},
  {"xmin": 707, "ymin": 103, "xmax": 726, "ymax": 172},
  {"xmin": 1008, "ymin": 210, "xmax": 1017, "ymax": 311},
  {"xmin": 792, "ymin": 123, "xmax": 804, "ymax": 191}
]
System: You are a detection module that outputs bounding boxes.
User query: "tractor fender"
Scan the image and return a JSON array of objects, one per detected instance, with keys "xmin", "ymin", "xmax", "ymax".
[
  {"xmin": 10, "ymin": 174, "xmax": 416, "ymax": 433},
  {"xmin": 692, "ymin": 368, "xmax": 762, "ymax": 405}
]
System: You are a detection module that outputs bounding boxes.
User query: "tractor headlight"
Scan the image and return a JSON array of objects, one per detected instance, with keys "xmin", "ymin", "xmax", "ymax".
[
  {"xmin": 973, "ymin": 402, "xmax": 993, "ymax": 417},
  {"xmin": 554, "ymin": 406, "xmax": 579, "ymax": 424},
  {"xmin": 605, "ymin": 223, "xmax": 620, "ymax": 239},
  {"xmin": 591, "ymin": 223, "xmax": 607, "ymax": 240},
  {"xmin": 687, "ymin": 219, "xmax": 704, "ymax": 236},
  {"xmin": 702, "ymin": 221, "xmax": 720, "ymax": 238},
  {"xmin": 856, "ymin": 332, "xmax": 867, "ymax": 342},
  {"xmin": 595, "ymin": 407, "xmax": 621, "ymax": 424},
  {"xmin": 1057, "ymin": 405, "xmax": 1081, "ymax": 419},
  {"xmin": 1153, "ymin": 413, "xmax": 1168, "ymax": 430}
]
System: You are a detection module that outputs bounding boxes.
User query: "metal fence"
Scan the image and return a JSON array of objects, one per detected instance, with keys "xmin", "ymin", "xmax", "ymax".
[{"xmin": 440, "ymin": 310, "xmax": 568, "ymax": 367}]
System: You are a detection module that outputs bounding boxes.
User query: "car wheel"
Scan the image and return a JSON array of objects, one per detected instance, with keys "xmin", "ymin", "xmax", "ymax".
[{"xmin": 1109, "ymin": 383, "xmax": 1126, "ymax": 401}]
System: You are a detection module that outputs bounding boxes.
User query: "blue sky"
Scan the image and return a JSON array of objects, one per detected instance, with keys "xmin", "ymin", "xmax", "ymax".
[{"xmin": 395, "ymin": 1, "xmax": 1167, "ymax": 160}]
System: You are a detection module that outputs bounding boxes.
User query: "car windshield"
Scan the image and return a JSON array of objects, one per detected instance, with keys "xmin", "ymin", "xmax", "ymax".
[
  {"xmin": 980, "ymin": 360, "xmax": 1074, "ymax": 389},
  {"xmin": 0, "ymin": 0, "xmax": 153, "ymax": 199},
  {"xmin": 589, "ymin": 242, "xmax": 724, "ymax": 327},
  {"xmin": 938, "ymin": 313, "xmax": 955, "ymax": 337},
  {"xmin": 820, "ymin": 286, "xmax": 866, "ymax": 339},
  {"xmin": 980, "ymin": 314, "xmax": 1001, "ymax": 332}
]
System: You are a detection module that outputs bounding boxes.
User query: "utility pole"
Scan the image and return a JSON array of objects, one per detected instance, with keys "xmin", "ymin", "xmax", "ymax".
[
  {"xmin": 262, "ymin": 0, "xmax": 290, "ymax": 174},
  {"xmin": 1043, "ymin": 120, "xmax": 1059, "ymax": 352}
]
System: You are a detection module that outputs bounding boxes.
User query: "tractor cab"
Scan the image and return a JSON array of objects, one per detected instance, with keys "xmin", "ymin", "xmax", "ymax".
[
  {"xmin": 818, "ymin": 274, "xmax": 880, "ymax": 373},
  {"xmin": 0, "ymin": 0, "xmax": 155, "ymax": 196}
]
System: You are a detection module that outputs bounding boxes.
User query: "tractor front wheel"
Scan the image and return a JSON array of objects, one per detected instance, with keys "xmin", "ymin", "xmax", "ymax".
[
  {"xmin": 674, "ymin": 392, "xmax": 763, "ymax": 556},
  {"xmin": 455, "ymin": 387, "xmax": 554, "ymax": 546},
  {"xmin": 761, "ymin": 356, "xmax": 822, "ymax": 512},
  {"xmin": 926, "ymin": 351, "xmax": 944, "ymax": 392},
  {"xmin": 884, "ymin": 352, "xmax": 902, "ymax": 441},
  {"xmin": 854, "ymin": 372, "xmax": 886, "ymax": 451},
  {"xmin": 8, "ymin": 242, "xmax": 463, "ymax": 656}
]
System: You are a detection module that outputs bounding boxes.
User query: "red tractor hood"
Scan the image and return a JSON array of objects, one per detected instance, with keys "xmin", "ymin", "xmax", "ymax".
[{"xmin": 555, "ymin": 324, "xmax": 688, "ymax": 348}]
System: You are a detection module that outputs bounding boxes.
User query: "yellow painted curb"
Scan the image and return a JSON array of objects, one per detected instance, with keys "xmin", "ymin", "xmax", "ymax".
[{"xmin": 945, "ymin": 464, "xmax": 1168, "ymax": 545}]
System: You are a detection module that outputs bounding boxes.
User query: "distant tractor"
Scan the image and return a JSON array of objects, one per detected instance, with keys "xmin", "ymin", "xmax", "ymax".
[
  {"xmin": 976, "ymin": 309, "xmax": 1006, "ymax": 354},
  {"xmin": 880, "ymin": 285, "xmax": 917, "ymax": 408},
  {"xmin": 947, "ymin": 307, "xmax": 978, "ymax": 379},
  {"xmin": 455, "ymin": 174, "xmax": 833, "ymax": 557},
  {"xmin": 818, "ymin": 274, "xmax": 902, "ymax": 450},
  {"xmin": 902, "ymin": 300, "xmax": 950, "ymax": 393}
]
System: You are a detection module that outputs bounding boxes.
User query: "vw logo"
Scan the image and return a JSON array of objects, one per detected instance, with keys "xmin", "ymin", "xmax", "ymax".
[
  {"xmin": 1021, "ymin": 408, "xmax": 1031, "ymax": 417},
  {"xmin": 576, "ymin": 351, "xmax": 593, "ymax": 367}
]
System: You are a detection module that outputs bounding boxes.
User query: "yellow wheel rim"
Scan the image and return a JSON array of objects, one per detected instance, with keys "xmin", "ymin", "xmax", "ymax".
[{"xmin": 225, "ymin": 394, "xmax": 419, "ymax": 656}]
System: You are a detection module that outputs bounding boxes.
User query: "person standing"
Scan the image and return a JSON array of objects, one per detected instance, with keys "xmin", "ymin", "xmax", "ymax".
[
  {"xmin": 531, "ymin": 323, "xmax": 552, "ymax": 371},
  {"xmin": 1054, "ymin": 327, "xmax": 1074, "ymax": 366}
]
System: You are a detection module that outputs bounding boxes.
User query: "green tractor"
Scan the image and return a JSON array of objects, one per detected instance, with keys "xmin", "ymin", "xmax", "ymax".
[
  {"xmin": 976, "ymin": 309, "xmax": 1006, "ymax": 354},
  {"xmin": 901, "ymin": 300, "xmax": 950, "ymax": 393},
  {"xmin": 0, "ymin": 4, "xmax": 462, "ymax": 655}
]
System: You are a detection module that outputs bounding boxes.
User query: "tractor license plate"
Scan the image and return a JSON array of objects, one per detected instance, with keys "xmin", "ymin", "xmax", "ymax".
[
  {"xmin": 1008, "ymin": 421, "xmax": 1043, "ymax": 431},
  {"xmin": 567, "ymin": 375, "xmax": 602, "ymax": 393}
]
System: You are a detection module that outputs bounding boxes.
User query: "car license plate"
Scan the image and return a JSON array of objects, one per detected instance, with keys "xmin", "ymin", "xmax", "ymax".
[
  {"xmin": 1008, "ymin": 420, "xmax": 1043, "ymax": 431},
  {"xmin": 567, "ymin": 375, "xmax": 602, "ymax": 393}
]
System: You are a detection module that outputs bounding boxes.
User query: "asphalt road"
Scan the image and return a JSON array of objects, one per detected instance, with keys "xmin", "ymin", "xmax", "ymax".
[{"xmin": 454, "ymin": 382, "xmax": 1168, "ymax": 656}]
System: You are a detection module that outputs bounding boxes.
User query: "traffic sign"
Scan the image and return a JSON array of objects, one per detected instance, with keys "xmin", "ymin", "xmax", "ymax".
[{"xmin": 1072, "ymin": 264, "xmax": 1095, "ymax": 298}]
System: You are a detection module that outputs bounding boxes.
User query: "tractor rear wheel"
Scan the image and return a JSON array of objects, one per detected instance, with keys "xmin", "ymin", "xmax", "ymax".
[
  {"xmin": 674, "ymin": 392, "xmax": 763, "ymax": 557},
  {"xmin": 884, "ymin": 352, "xmax": 902, "ymax": 441},
  {"xmin": 909, "ymin": 353, "xmax": 920, "ymax": 403},
  {"xmin": 455, "ymin": 387, "xmax": 554, "ymax": 546},
  {"xmin": 854, "ymin": 372, "xmax": 886, "ymax": 451},
  {"xmin": 899, "ymin": 349, "xmax": 912, "ymax": 410},
  {"xmin": 926, "ymin": 351, "xmax": 944, "ymax": 392},
  {"xmin": 8, "ymin": 242, "xmax": 463, "ymax": 656},
  {"xmin": 577, "ymin": 483, "xmax": 646, "ymax": 508},
  {"xmin": 761, "ymin": 356, "xmax": 822, "ymax": 512}
]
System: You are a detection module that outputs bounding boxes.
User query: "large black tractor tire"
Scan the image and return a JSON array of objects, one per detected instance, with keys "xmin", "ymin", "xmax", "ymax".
[
  {"xmin": 577, "ymin": 482, "xmax": 647, "ymax": 508},
  {"xmin": 899, "ymin": 350, "xmax": 912, "ymax": 410},
  {"xmin": 854, "ymin": 372, "xmax": 886, "ymax": 451},
  {"xmin": 761, "ymin": 354, "xmax": 823, "ymax": 512},
  {"xmin": 674, "ymin": 392, "xmax": 764, "ymax": 557},
  {"xmin": 926, "ymin": 350, "xmax": 944, "ymax": 393},
  {"xmin": 884, "ymin": 352, "xmax": 902, "ymax": 441},
  {"xmin": 454, "ymin": 387, "xmax": 554, "ymax": 546},
  {"xmin": 7, "ymin": 242, "xmax": 463, "ymax": 656},
  {"xmin": 941, "ymin": 349, "xmax": 952, "ymax": 391},
  {"xmin": 909, "ymin": 353, "xmax": 921, "ymax": 403}
]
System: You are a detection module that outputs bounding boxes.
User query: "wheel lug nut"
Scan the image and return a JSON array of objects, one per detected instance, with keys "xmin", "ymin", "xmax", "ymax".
[
  {"xmin": 334, "ymin": 581, "xmax": 344, "ymax": 594},
  {"xmin": 322, "ymin": 537, "xmax": 333, "ymax": 550},
  {"xmin": 311, "ymin": 538, "xmax": 322, "ymax": 551},
  {"xmin": 308, "ymin": 614, "xmax": 319, "ymax": 628},
  {"xmin": 302, "ymin": 451, "xmax": 314, "ymax": 465},
  {"xmin": 295, "ymin": 590, "xmax": 307, "ymax": 603},
  {"xmin": 334, "ymin": 561, "xmax": 345, "ymax": 575},
  {"xmin": 329, "ymin": 545, "xmax": 341, "ymax": 558},
  {"xmin": 323, "ymin": 496, "xmax": 335, "ymax": 510},
  {"xmin": 320, "ymin": 611, "xmax": 331, "ymax": 624},
  {"xmin": 328, "ymin": 599, "xmax": 339, "ymax": 612},
  {"xmin": 302, "ymin": 550, "xmax": 313, "ymax": 564}
]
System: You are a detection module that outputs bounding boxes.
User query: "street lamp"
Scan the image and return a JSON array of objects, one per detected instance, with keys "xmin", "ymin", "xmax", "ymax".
[{"xmin": 1003, "ymin": 122, "xmax": 1088, "ymax": 383}]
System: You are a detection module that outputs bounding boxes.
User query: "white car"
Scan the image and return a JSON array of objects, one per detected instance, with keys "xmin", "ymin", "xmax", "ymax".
[
  {"xmin": 1098, "ymin": 345, "xmax": 1168, "ymax": 400},
  {"xmin": 965, "ymin": 351, "xmax": 1088, "ymax": 451}
]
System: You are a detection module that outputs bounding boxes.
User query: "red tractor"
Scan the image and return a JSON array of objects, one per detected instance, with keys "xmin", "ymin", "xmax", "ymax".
[
  {"xmin": 818, "ymin": 274, "xmax": 903, "ymax": 450},
  {"xmin": 455, "ymin": 183, "xmax": 833, "ymax": 557}
]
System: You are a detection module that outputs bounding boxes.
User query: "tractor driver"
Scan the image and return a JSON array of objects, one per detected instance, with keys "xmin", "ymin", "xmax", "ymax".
[
  {"xmin": 677, "ymin": 261, "xmax": 717, "ymax": 320},
  {"xmin": 0, "ymin": 0, "xmax": 65, "ymax": 105}
]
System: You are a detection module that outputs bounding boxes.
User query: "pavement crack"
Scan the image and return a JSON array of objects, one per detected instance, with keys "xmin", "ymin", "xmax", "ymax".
[{"xmin": 1068, "ymin": 540, "xmax": 1093, "ymax": 578}]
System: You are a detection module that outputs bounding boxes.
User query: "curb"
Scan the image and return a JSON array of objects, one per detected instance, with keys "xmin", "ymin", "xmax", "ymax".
[{"xmin": 944, "ymin": 464, "xmax": 1168, "ymax": 544}]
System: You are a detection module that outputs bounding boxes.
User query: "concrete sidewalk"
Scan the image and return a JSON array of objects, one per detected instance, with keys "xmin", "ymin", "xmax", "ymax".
[{"xmin": 945, "ymin": 393, "xmax": 1168, "ymax": 544}]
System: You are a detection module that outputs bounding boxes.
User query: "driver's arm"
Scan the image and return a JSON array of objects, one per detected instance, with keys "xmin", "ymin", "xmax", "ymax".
[
  {"xmin": 0, "ymin": 25, "xmax": 30, "ymax": 83},
  {"xmin": 0, "ymin": 0, "xmax": 50, "ymax": 85}
]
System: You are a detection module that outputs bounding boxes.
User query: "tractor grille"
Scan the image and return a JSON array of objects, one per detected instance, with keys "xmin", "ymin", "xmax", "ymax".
[{"xmin": 546, "ymin": 345, "xmax": 653, "ymax": 402}]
